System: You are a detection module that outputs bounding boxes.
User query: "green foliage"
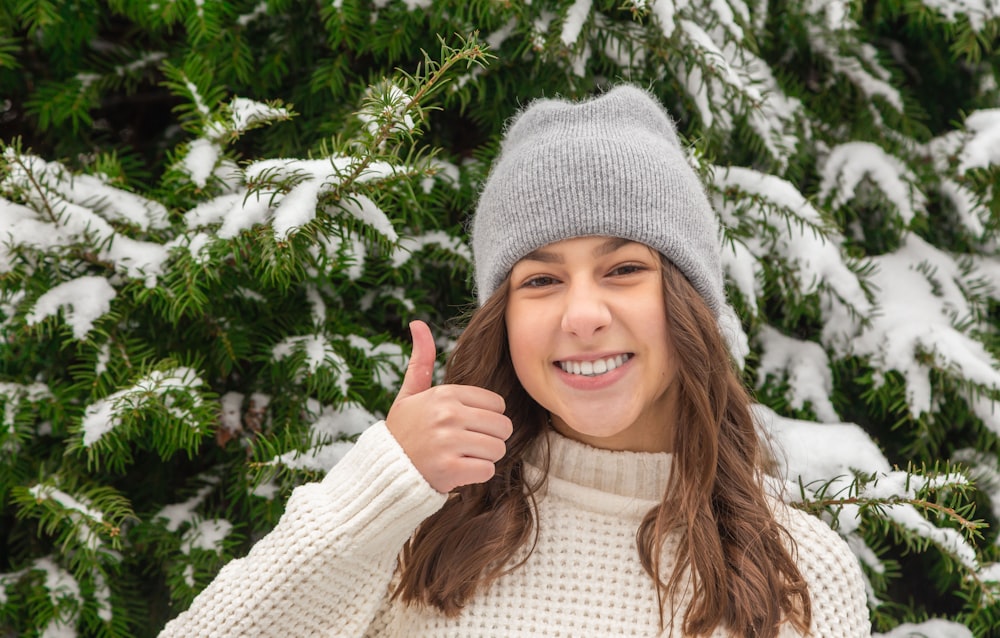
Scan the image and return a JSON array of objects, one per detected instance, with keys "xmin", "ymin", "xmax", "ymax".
[{"xmin": 1, "ymin": 0, "xmax": 999, "ymax": 636}]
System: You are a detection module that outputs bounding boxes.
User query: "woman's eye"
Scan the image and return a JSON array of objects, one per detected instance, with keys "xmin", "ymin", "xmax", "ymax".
[
  {"xmin": 610, "ymin": 264, "xmax": 645, "ymax": 276},
  {"xmin": 523, "ymin": 276, "xmax": 556, "ymax": 288}
]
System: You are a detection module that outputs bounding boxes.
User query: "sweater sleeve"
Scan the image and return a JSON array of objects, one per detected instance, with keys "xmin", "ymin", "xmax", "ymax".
[
  {"xmin": 778, "ymin": 506, "xmax": 872, "ymax": 638},
  {"xmin": 158, "ymin": 421, "xmax": 448, "ymax": 638}
]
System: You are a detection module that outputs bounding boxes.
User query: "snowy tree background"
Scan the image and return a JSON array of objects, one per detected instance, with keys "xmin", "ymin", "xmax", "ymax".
[{"xmin": 1, "ymin": 0, "xmax": 999, "ymax": 635}]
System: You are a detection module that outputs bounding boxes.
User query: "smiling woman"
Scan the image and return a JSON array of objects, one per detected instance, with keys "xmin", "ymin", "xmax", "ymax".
[
  {"xmin": 159, "ymin": 86, "xmax": 871, "ymax": 638},
  {"xmin": 506, "ymin": 238, "xmax": 679, "ymax": 453}
]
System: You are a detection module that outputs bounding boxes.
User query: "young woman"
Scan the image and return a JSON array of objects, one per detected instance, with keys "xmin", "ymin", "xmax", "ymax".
[{"xmin": 159, "ymin": 85, "xmax": 870, "ymax": 637}]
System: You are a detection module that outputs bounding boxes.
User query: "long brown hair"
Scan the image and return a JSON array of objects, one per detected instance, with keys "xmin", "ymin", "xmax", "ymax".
[{"xmin": 394, "ymin": 256, "xmax": 811, "ymax": 637}]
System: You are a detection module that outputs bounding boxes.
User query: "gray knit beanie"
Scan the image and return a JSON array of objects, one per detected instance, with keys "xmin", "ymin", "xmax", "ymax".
[{"xmin": 471, "ymin": 84, "xmax": 725, "ymax": 316}]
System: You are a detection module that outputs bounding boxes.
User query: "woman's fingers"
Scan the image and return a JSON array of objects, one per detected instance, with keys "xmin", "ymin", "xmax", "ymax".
[{"xmin": 385, "ymin": 321, "xmax": 513, "ymax": 494}]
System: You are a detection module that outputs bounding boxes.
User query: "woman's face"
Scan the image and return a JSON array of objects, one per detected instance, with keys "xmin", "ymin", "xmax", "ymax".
[{"xmin": 505, "ymin": 236, "xmax": 678, "ymax": 453}]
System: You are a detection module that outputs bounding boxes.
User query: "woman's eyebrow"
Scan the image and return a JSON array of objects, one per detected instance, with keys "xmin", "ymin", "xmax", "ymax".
[{"xmin": 521, "ymin": 238, "xmax": 635, "ymax": 264}]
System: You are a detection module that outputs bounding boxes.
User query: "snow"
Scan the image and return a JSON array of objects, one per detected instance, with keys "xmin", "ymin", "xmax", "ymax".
[
  {"xmin": 358, "ymin": 84, "xmax": 415, "ymax": 138},
  {"xmin": 717, "ymin": 304, "xmax": 748, "ymax": 369},
  {"xmin": 819, "ymin": 142, "xmax": 925, "ymax": 224},
  {"xmin": 560, "ymin": 0, "xmax": 591, "ymax": 46},
  {"xmin": 115, "ymin": 51, "xmax": 166, "ymax": 77},
  {"xmin": 391, "ymin": 231, "xmax": 472, "ymax": 267},
  {"xmin": 314, "ymin": 232, "xmax": 366, "ymax": 281},
  {"xmin": 335, "ymin": 193, "xmax": 398, "ymax": 242},
  {"xmin": 154, "ymin": 480, "xmax": 218, "ymax": 533},
  {"xmin": 873, "ymin": 619, "xmax": 974, "ymax": 638},
  {"xmin": 229, "ymin": 97, "xmax": 289, "ymax": 132},
  {"xmin": 276, "ymin": 439, "xmax": 354, "ymax": 472},
  {"xmin": 1, "ymin": 154, "xmax": 173, "ymax": 286},
  {"xmin": 40, "ymin": 618, "xmax": 75, "ymax": 638},
  {"xmin": 28, "ymin": 485, "xmax": 104, "ymax": 524},
  {"xmin": 756, "ymin": 326, "xmax": 839, "ymax": 422},
  {"xmin": 713, "ymin": 165, "xmax": 872, "ymax": 344},
  {"xmin": 679, "ymin": 20, "xmax": 742, "ymax": 93},
  {"xmin": 346, "ymin": 334, "xmax": 405, "ymax": 389},
  {"xmin": 238, "ymin": 155, "xmax": 405, "ymax": 241},
  {"xmin": 952, "ymin": 448, "xmax": 1000, "ymax": 544},
  {"xmin": 957, "ymin": 109, "xmax": 1000, "ymax": 173},
  {"xmin": 185, "ymin": 80, "xmax": 211, "ymax": 118},
  {"xmin": 982, "ymin": 562, "xmax": 1000, "ymax": 582},
  {"xmin": 217, "ymin": 192, "xmax": 271, "ymax": 239},
  {"xmin": 851, "ymin": 233, "xmax": 1000, "ymax": 418},
  {"xmin": 92, "ymin": 569, "xmax": 112, "ymax": 622},
  {"xmin": 33, "ymin": 556, "xmax": 80, "ymax": 606},
  {"xmin": 271, "ymin": 335, "xmax": 351, "ymax": 395},
  {"xmin": 272, "ymin": 401, "xmax": 378, "ymax": 472},
  {"xmin": 219, "ymin": 391, "xmax": 244, "ymax": 435},
  {"xmin": 918, "ymin": 0, "xmax": 1000, "ymax": 31},
  {"xmin": 181, "ymin": 518, "xmax": 232, "ymax": 553},
  {"xmin": 709, "ymin": 0, "xmax": 744, "ymax": 39},
  {"xmin": 486, "ymin": 18, "xmax": 518, "ymax": 50},
  {"xmin": 2, "ymin": 150, "xmax": 168, "ymax": 230},
  {"xmin": 756, "ymin": 404, "xmax": 891, "ymax": 489},
  {"xmin": 886, "ymin": 503, "xmax": 979, "ymax": 570},
  {"xmin": 236, "ymin": 2, "xmax": 267, "ymax": 26},
  {"xmin": 810, "ymin": 33, "xmax": 903, "ymax": 113},
  {"xmin": 1, "ymin": 382, "xmax": 51, "ymax": 435},
  {"xmin": 359, "ymin": 286, "xmax": 415, "ymax": 313},
  {"xmin": 651, "ymin": 0, "xmax": 678, "ymax": 37},
  {"xmin": 182, "ymin": 138, "xmax": 220, "ymax": 188},
  {"xmin": 937, "ymin": 178, "xmax": 987, "ymax": 237},
  {"xmin": 80, "ymin": 367, "xmax": 205, "ymax": 446},
  {"xmin": 25, "ymin": 276, "xmax": 116, "ymax": 340},
  {"xmin": 304, "ymin": 399, "xmax": 378, "ymax": 439},
  {"xmin": 95, "ymin": 342, "xmax": 111, "ymax": 376}
]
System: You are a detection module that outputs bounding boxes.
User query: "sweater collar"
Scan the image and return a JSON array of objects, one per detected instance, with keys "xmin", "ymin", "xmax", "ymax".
[{"xmin": 523, "ymin": 428, "xmax": 673, "ymax": 512}]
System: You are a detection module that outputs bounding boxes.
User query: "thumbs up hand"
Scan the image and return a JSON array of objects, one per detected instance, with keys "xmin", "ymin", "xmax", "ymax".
[{"xmin": 385, "ymin": 320, "xmax": 513, "ymax": 494}]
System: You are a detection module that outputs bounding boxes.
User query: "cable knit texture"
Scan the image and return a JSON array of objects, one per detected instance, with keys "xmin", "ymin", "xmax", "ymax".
[{"xmin": 159, "ymin": 423, "xmax": 871, "ymax": 637}]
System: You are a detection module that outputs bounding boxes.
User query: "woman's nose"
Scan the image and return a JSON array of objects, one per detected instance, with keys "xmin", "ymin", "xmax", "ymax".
[{"xmin": 559, "ymin": 281, "xmax": 612, "ymax": 338}]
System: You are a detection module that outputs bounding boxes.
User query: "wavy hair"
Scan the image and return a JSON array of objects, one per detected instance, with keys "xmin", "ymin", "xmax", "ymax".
[{"xmin": 394, "ymin": 256, "xmax": 811, "ymax": 637}]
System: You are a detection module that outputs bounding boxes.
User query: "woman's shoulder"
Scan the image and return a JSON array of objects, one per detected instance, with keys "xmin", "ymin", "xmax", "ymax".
[
  {"xmin": 769, "ymin": 498, "xmax": 873, "ymax": 637},
  {"xmin": 768, "ymin": 497, "xmax": 860, "ymax": 575}
]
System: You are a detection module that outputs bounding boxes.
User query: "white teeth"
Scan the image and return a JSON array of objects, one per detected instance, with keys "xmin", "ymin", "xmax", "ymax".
[{"xmin": 559, "ymin": 354, "xmax": 631, "ymax": 377}]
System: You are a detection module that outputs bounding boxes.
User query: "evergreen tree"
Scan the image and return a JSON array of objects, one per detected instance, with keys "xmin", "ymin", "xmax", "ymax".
[{"xmin": 1, "ymin": 1, "xmax": 999, "ymax": 635}]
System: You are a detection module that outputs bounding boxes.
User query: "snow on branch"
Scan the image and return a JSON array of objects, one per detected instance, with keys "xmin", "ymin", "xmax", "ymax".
[
  {"xmin": 1, "ymin": 381, "xmax": 52, "ymax": 436},
  {"xmin": 1, "ymin": 152, "xmax": 173, "ymax": 286},
  {"xmin": 25, "ymin": 276, "xmax": 116, "ymax": 340},
  {"xmin": 177, "ymin": 95, "xmax": 291, "ymax": 188},
  {"xmin": 346, "ymin": 334, "xmax": 406, "ymax": 390},
  {"xmin": 559, "ymin": 0, "xmax": 593, "ymax": 46},
  {"xmin": 756, "ymin": 326, "xmax": 839, "ymax": 422},
  {"xmin": 154, "ymin": 478, "xmax": 220, "ymax": 533},
  {"xmin": 27, "ymin": 484, "xmax": 109, "ymax": 552},
  {"xmin": 240, "ymin": 156, "xmax": 403, "ymax": 242},
  {"xmin": 271, "ymin": 334, "xmax": 350, "ymax": 395},
  {"xmin": 713, "ymin": 165, "xmax": 872, "ymax": 335},
  {"xmin": 956, "ymin": 109, "xmax": 1000, "ymax": 173},
  {"xmin": 80, "ymin": 367, "xmax": 206, "ymax": 447},
  {"xmin": 271, "ymin": 401, "xmax": 379, "ymax": 473},
  {"xmin": 874, "ymin": 619, "xmax": 974, "ymax": 638},
  {"xmin": 1, "ymin": 151, "xmax": 168, "ymax": 231},
  {"xmin": 818, "ymin": 142, "xmax": 926, "ymax": 225},
  {"xmin": 851, "ymin": 233, "xmax": 1000, "ymax": 417},
  {"xmin": 391, "ymin": 230, "xmax": 472, "ymax": 267},
  {"xmin": 917, "ymin": 0, "xmax": 1000, "ymax": 32},
  {"xmin": 802, "ymin": 0, "xmax": 903, "ymax": 113}
]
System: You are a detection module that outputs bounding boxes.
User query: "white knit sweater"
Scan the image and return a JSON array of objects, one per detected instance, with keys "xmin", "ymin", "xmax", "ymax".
[{"xmin": 159, "ymin": 421, "xmax": 871, "ymax": 637}]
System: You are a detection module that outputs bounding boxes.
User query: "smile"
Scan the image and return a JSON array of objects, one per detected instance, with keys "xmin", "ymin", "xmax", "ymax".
[{"xmin": 557, "ymin": 354, "xmax": 632, "ymax": 377}]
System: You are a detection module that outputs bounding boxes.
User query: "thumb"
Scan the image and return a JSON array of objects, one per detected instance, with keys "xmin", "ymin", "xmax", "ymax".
[{"xmin": 397, "ymin": 320, "xmax": 437, "ymax": 399}]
